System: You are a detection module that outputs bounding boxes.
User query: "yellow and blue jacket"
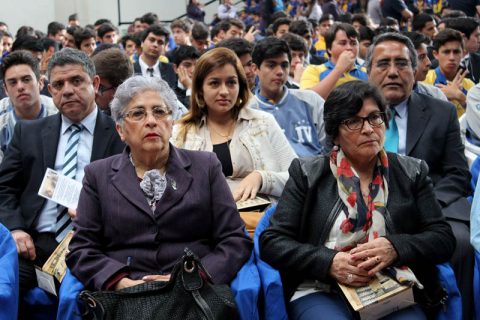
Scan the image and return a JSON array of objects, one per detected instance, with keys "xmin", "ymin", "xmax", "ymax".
[{"xmin": 300, "ymin": 60, "xmax": 368, "ymax": 90}]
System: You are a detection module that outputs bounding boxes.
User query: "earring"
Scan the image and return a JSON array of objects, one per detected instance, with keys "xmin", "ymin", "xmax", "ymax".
[{"xmin": 333, "ymin": 145, "xmax": 339, "ymax": 151}]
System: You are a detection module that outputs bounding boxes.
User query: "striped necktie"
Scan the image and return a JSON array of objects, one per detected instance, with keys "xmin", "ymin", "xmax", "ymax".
[
  {"xmin": 384, "ymin": 108, "xmax": 399, "ymax": 153},
  {"xmin": 147, "ymin": 67, "xmax": 154, "ymax": 77},
  {"xmin": 55, "ymin": 124, "xmax": 82, "ymax": 242}
]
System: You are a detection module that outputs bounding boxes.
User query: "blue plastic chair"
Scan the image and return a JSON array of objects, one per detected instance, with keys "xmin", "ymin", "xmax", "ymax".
[
  {"xmin": 256, "ymin": 205, "xmax": 462, "ymax": 320},
  {"xmin": 0, "ymin": 223, "xmax": 19, "ymax": 320},
  {"xmin": 253, "ymin": 204, "xmax": 289, "ymax": 320},
  {"xmin": 474, "ymin": 251, "xmax": 480, "ymax": 320}
]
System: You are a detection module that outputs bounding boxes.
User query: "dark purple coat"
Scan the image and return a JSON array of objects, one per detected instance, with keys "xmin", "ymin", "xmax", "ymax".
[{"xmin": 67, "ymin": 146, "xmax": 252, "ymax": 290}]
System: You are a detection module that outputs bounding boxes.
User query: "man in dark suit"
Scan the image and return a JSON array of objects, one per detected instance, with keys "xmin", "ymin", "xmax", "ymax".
[
  {"xmin": 132, "ymin": 24, "xmax": 177, "ymax": 89},
  {"xmin": 0, "ymin": 48, "xmax": 124, "ymax": 316},
  {"xmin": 367, "ymin": 32, "xmax": 473, "ymax": 319}
]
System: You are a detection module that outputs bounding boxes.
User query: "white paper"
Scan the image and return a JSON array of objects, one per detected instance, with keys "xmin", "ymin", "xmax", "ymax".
[
  {"xmin": 38, "ymin": 168, "xmax": 82, "ymax": 209},
  {"xmin": 35, "ymin": 267, "xmax": 57, "ymax": 296}
]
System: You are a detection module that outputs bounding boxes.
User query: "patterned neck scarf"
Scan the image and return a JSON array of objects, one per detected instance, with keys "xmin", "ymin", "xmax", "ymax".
[{"xmin": 330, "ymin": 147, "xmax": 423, "ymax": 288}]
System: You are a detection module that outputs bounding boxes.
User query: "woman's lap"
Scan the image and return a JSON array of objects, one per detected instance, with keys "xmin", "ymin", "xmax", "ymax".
[{"xmin": 288, "ymin": 292, "xmax": 426, "ymax": 320}]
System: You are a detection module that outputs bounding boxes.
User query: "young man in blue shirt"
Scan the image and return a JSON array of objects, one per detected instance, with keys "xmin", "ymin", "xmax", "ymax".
[{"xmin": 249, "ymin": 37, "xmax": 327, "ymax": 157}]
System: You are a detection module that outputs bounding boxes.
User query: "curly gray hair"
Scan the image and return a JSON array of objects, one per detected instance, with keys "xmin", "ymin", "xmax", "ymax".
[{"xmin": 111, "ymin": 76, "xmax": 181, "ymax": 123}]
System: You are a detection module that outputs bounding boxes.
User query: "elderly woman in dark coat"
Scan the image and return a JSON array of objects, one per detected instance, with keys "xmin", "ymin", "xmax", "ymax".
[
  {"xmin": 259, "ymin": 81, "xmax": 455, "ymax": 320},
  {"xmin": 66, "ymin": 76, "xmax": 252, "ymax": 291}
]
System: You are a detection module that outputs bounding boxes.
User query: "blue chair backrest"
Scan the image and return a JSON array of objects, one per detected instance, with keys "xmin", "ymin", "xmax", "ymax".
[
  {"xmin": 435, "ymin": 263, "xmax": 462, "ymax": 320},
  {"xmin": 0, "ymin": 223, "xmax": 19, "ymax": 320},
  {"xmin": 253, "ymin": 204, "xmax": 289, "ymax": 320},
  {"xmin": 474, "ymin": 251, "xmax": 480, "ymax": 320}
]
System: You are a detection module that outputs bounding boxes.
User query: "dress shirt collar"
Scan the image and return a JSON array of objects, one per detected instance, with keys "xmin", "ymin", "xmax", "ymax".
[{"xmin": 61, "ymin": 105, "xmax": 98, "ymax": 135}]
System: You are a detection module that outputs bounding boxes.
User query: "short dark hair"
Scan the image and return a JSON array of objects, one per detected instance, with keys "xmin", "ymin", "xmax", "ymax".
[
  {"xmin": 16, "ymin": 26, "xmax": 35, "ymax": 39},
  {"xmin": 92, "ymin": 48, "xmax": 133, "ymax": 88},
  {"xmin": 365, "ymin": 32, "xmax": 418, "ymax": 72},
  {"xmin": 216, "ymin": 38, "xmax": 253, "ymax": 58},
  {"xmin": 338, "ymin": 13, "xmax": 353, "ymax": 24},
  {"xmin": 441, "ymin": 10, "xmax": 467, "ymax": 18},
  {"xmin": 170, "ymin": 45, "xmax": 200, "ymax": 66},
  {"xmin": 11, "ymin": 36, "xmax": 43, "ymax": 53},
  {"xmin": 272, "ymin": 17, "xmax": 292, "ymax": 34},
  {"xmin": 141, "ymin": 24, "xmax": 170, "ymax": 42},
  {"xmin": 1, "ymin": 50, "xmax": 40, "ymax": 80},
  {"xmin": 140, "ymin": 12, "xmax": 159, "ymax": 26},
  {"xmin": 443, "ymin": 17, "xmax": 480, "ymax": 39},
  {"xmin": 170, "ymin": 19, "xmax": 192, "ymax": 33},
  {"xmin": 380, "ymin": 17, "xmax": 399, "ymax": 28},
  {"xmin": 324, "ymin": 80, "xmax": 388, "ymax": 146},
  {"xmin": 352, "ymin": 14, "xmax": 368, "ymax": 27},
  {"xmin": 97, "ymin": 23, "xmax": 117, "ymax": 39},
  {"xmin": 218, "ymin": 18, "xmax": 245, "ymax": 33},
  {"xmin": 319, "ymin": 14, "xmax": 334, "ymax": 24},
  {"xmin": 252, "ymin": 37, "xmax": 291, "ymax": 66},
  {"xmin": 121, "ymin": 34, "xmax": 141, "ymax": 49},
  {"xmin": 289, "ymin": 20, "xmax": 313, "ymax": 37},
  {"xmin": 47, "ymin": 21, "xmax": 65, "ymax": 37},
  {"xmin": 40, "ymin": 38, "xmax": 59, "ymax": 52},
  {"xmin": 74, "ymin": 28, "xmax": 96, "ymax": 48},
  {"xmin": 325, "ymin": 23, "xmax": 358, "ymax": 51},
  {"xmin": 94, "ymin": 19, "xmax": 112, "ymax": 27},
  {"xmin": 48, "ymin": 48, "xmax": 96, "ymax": 81},
  {"xmin": 432, "ymin": 28, "xmax": 464, "ymax": 51},
  {"xmin": 412, "ymin": 13, "xmax": 435, "ymax": 32},
  {"xmin": 91, "ymin": 43, "xmax": 121, "ymax": 57},
  {"xmin": 280, "ymin": 32, "xmax": 308, "ymax": 55},
  {"xmin": 358, "ymin": 26, "xmax": 374, "ymax": 42},
  {"xmin": 402, "ymin": 31, "xmax": 430, "ymax": 50},
  {"xmin": 191, "ymin": 22, "xmax": 209, "ymax": 40},
  {"xmin": 68, "ymin": 13, "xmax": 78, "ymax": 22},
  {"xmin": 66, "ymin": 25, "xmax": 81, "ymax": 38}
]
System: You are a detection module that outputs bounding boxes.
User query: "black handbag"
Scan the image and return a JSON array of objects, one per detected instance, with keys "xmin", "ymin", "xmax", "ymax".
[{"xmin": 79, "ymin": 248, "xmax": 239, "ymax": 320}]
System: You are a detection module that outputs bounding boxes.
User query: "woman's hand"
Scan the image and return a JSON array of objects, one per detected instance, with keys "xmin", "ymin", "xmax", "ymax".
[
  {"xmin": 350, "ymin": 238, "xmax": 398, "ymax": 276},
  {"xmin": 329, "ymin": 252, "xmax": 373, "ymax": 287},
  {"xmin": 142, "ymin": 274, "xmax": 171, "ymax": 282},
  {"xmin": 114, "ymin": 277, "xmax": 145, "ymax": 290},
  {"xmin": 233, "ymin": 171, "xmax": 262, "ymax": 201}
]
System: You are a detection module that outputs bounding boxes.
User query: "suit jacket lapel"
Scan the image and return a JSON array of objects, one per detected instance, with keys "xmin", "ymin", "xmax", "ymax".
[
  {"xmin": 133, "ymin": 61, "xmax": 142, "ymax": 75},
  {"xmin": 111, "ymin": 150, "xmax": 154, "ymax": 218},
  {"xmin": 91, "ymin": 110, "xmax": 115, "ymax": 162},
  {"xmin": 406, "ymin": 92, "xmax": 430, "ymax": 156},
  {"xmin": 154, "ymin": 146, "xmax": 193, "ymax": 218},
  {"xmin": 41, "ymin": 113, "xmax": 61, "ymax": 169}
]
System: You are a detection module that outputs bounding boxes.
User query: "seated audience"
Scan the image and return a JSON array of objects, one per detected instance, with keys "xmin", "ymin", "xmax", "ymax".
[
  {"xmin": 216, "ymin": 38, "xmax": 255, "ymax": 91},
  {"xmin": 460, "ymin": 83, "xmax": 480, "ymax": 167},
  {"xmin": 74, "ymin": 28, "xmax": 96, "ymax": 56},
  {"xmin": 280, "ymin": 32, "xmax": 308, "ymax": 89},
  {"xmin": 423, "ymin": 28, "xmax": 474, "ymax": 117},
  {"xmin": 67, "ymin": 75, "xmax": 252, "ymax": 292},
  {"xmin": 170, "ymin": 45, "xmax": 200, "ymax": 108},
  {"xmin": 260, "ymin": 81, "xmax": 455, "ymax": 319},
  {"xmin": 173, "ymin": 47, "xmax": 296, "ymax": 200},
  {"xmin": 249, "ymin": 37, "xmax": 326, "ymax": 157},
  {"xmin": 301, "ymin": 23, "xmax": 368, "ymax": 99},
  {"xmin": 313, "ymin": 14, "xmax": 334, "ymax": 59}
]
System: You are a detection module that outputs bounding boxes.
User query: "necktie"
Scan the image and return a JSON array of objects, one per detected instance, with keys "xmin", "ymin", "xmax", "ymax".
[
  {"xmin": 147, "ymin": 67, "xmax": 154, "ymax": 77},
  {"xmin": 55, "ymin": 124, "xmax": 82, "ymax": 242},
  {"xmin": 384, "ymin": 108, "xmax": 399, "ymax": 153}
]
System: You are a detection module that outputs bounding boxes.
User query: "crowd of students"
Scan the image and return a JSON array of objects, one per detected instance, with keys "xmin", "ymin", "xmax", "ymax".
[{"xmin": 0, "ymin": 0, "xmax": 480, "ymax": 319}]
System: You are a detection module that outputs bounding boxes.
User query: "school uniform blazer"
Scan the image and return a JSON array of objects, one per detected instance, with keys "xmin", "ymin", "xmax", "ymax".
[
  {"xmin": 0, "ymin": 110, "xmax": 124, "ymax": 233},
  {"xmin": 133, "ymin": 60, "xmax": 177, "ymax": 90},
  {"xmin": 66, "ymin": 146, "xmax": 253, "ymax": 290}
]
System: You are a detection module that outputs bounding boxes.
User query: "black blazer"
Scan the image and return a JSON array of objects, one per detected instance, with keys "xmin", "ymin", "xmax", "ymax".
[
  {"xmin": 133, "ymin": 60, "xmax": 177, "ymax": 90},
  {"xmin": 406, "ymin": 92, "xmax": 471, "ymax": 221},
  {"xmin": 0, "ymin": 110, "xmax": 125, "ymax": 232},
  {"xmin": 260, "ymin": 154, "xmax": 455, "ymax": 303}
]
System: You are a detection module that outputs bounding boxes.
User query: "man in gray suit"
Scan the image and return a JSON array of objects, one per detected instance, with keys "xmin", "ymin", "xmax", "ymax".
[{"xmin": 0, "ymin": 48, "xmax": 124, "ymax": 318}]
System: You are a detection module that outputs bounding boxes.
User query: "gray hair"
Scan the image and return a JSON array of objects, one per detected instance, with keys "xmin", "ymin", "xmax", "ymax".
[
  {"xmin": 365, "ymin": 32, "xmax": 418, "ymax": 73},
  {"xmin": 47, "ymin": 48, "xmax": 96, "ymax": 81},
  {"xmin": 111, "ymin": 75, "xmax": 180, "ymax": 123}
]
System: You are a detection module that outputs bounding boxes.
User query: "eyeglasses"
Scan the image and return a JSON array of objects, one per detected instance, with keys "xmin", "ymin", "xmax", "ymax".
[
  {"xmin": 98, "ymin": 84, "xmax": 116, "ymax": 96},
  {"xmin": 341, "ymin": 112, "xmax": 386, "ymax": 131},
  {"xmin": 121, "ymin": 107, "xmax": 172, "ymax": 122}
]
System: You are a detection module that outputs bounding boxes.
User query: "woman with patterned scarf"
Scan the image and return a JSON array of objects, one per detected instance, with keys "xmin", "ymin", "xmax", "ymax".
[{"xmin": 260, "ymin": 80, "xmax": 455, "ymax": 320}]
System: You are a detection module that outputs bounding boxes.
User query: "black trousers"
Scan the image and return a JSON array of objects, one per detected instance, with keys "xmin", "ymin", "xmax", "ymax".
[
  {"xmin": 18, "ymin": 232, "xmax": 58, "ymax": 320},
  {"xmin": 447, "ymin": 220, "xmax": 474, "ymax": 320}
]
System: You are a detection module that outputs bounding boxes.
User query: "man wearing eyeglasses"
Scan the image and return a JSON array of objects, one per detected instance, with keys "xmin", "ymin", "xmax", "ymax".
[
  {"xmin": 0, "ymin": 48, "xmax": 124, "ymax": 319},
  {"xmin": 367, "ymin": 32, "xmax": 474, "ymax": 319},
  {"xmin": 92, "ymin": 48, "xmax": 133, "ymax": 115}
]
